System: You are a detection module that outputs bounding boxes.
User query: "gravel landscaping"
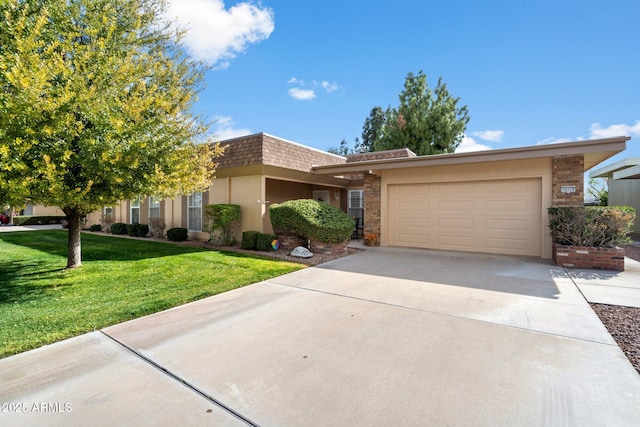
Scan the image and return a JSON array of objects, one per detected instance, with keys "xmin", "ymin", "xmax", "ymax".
[{"xmin": 590, "ymin": 242, "xmax": 640, "ymax": 375}]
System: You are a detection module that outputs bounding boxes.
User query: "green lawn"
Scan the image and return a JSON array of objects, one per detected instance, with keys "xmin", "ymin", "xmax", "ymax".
[{"xmin": 0, "ymin": 230, "xmax": 303, "ymax": 358}]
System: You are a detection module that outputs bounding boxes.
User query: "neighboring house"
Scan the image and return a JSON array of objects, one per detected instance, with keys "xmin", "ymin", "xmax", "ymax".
[
  {"xmin": 589, "ymin": 158, "xmax": 640, "ymax": 233},
  {"xmin": 24, "ymin": 133, "xmax": 629, "ymax": 259},
  {"xmin": 17, "ymin": 204, "xmax": 64, "ymax": 217}
]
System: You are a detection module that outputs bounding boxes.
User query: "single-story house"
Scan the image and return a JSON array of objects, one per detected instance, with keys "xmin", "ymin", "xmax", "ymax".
[
  {"xmin": 22, "ymin": 133, "xmax": 629, "ymax": 259},
  {"xmin": 589, "ymin": 157, "xmax": 640, "ymax": 233},
  {"xmin": 312, "ymin": 135, "xmax": 628, "ymax": 259}
]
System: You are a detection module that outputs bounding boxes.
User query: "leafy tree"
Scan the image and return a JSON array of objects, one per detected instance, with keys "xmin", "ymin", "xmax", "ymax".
[
  {"xmin": 328, "ymin": 137, "xmax": 361, "ymax": 156},
  {"xmin": 0, "ymin": 0, "xmax": 223, "ymax": 268},
  {"xmin": 374, "ymin": 71, "xmax": 470, "ymax": 155},
  {"xmin": 361, "ymin": 106, "xmax": 384, "ymax": 152},
  {"xmin": 587, "ymin": 178, "xmax": 608, "ymax": 206}
]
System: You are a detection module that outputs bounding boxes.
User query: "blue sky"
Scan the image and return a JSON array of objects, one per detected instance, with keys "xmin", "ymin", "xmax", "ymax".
[{"xmin": 167, "ymin": 0, "xmax": 639, "ymax": 169}]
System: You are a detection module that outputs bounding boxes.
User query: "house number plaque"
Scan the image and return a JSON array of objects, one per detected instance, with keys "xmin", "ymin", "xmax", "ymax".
[{"xmin": 560, "ymin": 185, "xmax": 576, "ymax": 193}]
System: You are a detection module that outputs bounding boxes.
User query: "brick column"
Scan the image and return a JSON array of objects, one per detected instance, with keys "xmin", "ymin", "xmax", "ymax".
[
  {"xmin": 364, "ymin": 173, "xmax": 381, "ymax": 244},
  {"xmin": 552, "ymin": 155, "xmax": 584, "ymax": 206}
]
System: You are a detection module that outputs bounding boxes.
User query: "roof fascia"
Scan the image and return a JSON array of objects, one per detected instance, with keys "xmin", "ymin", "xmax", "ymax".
[
  {"xmin": 613, "ymin": 164, "xmax": 640, "ymax": 180},
  {"xmin": 312, "ymin": 137, "xmax": 629, "ymax": 175},
  {"xmin": 589, "ymin": 157, "xmax": 640, "ymax": 178}
]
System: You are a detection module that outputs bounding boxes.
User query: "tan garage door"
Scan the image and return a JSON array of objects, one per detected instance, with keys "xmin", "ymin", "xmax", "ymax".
[{"xmin": 387, "ymin": 179, "xmax": 541, "ymax": 256}]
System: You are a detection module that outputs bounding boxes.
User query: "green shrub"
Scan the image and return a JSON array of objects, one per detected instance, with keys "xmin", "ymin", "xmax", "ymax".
[
  {"xmin": 548, "ymin": 206, "xmax": 636, "ymax": 247},
  {"xmin": 270, "ymin": 199, "xmax": 354, "ymax": 243},
  {"xmin": 205, "ymin": 204, "xmax": 241, "ymax": 245},
  {"xmin": 127, "ymin": 223, "xmax": 149, "ymax": 237},
  {"xmin": 256, "ymin": 233, "xmax": 276, "ymax": 251},
  {"xmin": 241, "ymin": 231, "xmax": 260, "ymax": 250},
  {"xmin": 127, "ymin": 223, "xmax": 138, "ymax": 236},
  {"xmin": 12, "ymin": 215, "xmax": 66, "ymax": 226},
  {"xmin": 111, "ymin": 222, "xmax": 128, "ymax": 235},
  {"xmin": 89, "ymin": 224, "xmax": 102, "ymax": 232},
  {"xmin": 167, "ymin": 227, "xmax": 188, "ymax": 242}
]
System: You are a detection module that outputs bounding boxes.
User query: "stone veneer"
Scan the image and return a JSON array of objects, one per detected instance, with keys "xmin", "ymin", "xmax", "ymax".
[
  {"xmin": 552, "ymin": 155, "xmax": 584, "ymax": 206},
  {"xmin": 309, "ymin": 240, "xmax": 349, "ymax": 256},
  {"xmin": 364, "ymin": 173, "xmax": 381, "ymax": 246},
  {"xmin": 553, "ymin": 243, "xmax": 625, "ymax": 271},
  {"xmin": 276, "ymin": 234, "xmax": 308, "ymax": 251}
]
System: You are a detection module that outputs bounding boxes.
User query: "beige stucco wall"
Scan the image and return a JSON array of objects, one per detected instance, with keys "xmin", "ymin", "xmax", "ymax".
[
  {"xmin": 219, "ymin": 175, "xmax": 265, "ymax": 236},
  {"xmin": 32, "ymin": 205, "xmax": 65, "ymax": 216},
  {"xmin": 608, "ymin": 178, "xmax": 640, "ymax": 233},
  {"xmin": 379, "ymin": 158, "xmax": 553, "ymax": 258}
]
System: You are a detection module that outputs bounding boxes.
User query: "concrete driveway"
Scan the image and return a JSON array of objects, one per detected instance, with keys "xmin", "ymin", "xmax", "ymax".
[{"xmin": 2, "ymin": 247, "xmax": 639, "ymax": 426}]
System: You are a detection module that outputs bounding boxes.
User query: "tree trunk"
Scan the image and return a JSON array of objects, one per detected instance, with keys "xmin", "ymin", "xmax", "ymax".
[{"xmin": 64, "ymin": 208, "xmax": 82, "ymax": 269}]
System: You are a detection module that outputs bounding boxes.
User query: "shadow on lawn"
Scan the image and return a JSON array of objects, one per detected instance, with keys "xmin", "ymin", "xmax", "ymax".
[
  {"xmin": 0, "ymin": 230, "xmax": 210, "ymax": 262},
  {"xmin": 0, "ymin": 259, "xmax": 68, "ymax": 304}
]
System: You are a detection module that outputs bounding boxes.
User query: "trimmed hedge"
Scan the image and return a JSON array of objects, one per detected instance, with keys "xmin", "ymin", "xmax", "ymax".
[
  {"xmin": 89, "ymin": 224, "xmax": 102, "ymax": 232},
  {"xmin": 548, "ymin": 206, "xmax": 636, "ymax": 247},
  {"xmin": 241, "ymin": 230, "xmax": 260, "ymax": 250},
  {"xmin": 127, "ymin": 223, "xmax": 149, "ymax": 237},
  {"xmin": 167, "ymin": 227, "xmax": 188, "ymax": 242},
  {"xmin": 12, "ymin": 215, "xmax": 65, "ymax": 226},
  {"xmin": 270, "ymin": 199, "xmax": 354, "ymax": 243},
  {"xmin": 111, "ymin": 222, "xmax": 128, "ymax": 235},
  {"xmin": 256, "ymin": 233, "xmax": 276, "ymax": 251}
]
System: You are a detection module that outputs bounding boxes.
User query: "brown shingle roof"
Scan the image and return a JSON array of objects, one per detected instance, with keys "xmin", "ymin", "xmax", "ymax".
[
  {"xmin": 216, "ymin": 133, "xmax": 346, "ymax": 172},
  {"xmin": 346, "ymin": 148, "xmax": 416, "ymax": 162}
]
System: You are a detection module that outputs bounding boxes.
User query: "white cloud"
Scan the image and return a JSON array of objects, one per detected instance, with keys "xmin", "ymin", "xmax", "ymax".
[
  {"xmin": 287, "ymin": 77, "xmax": 338, "ymax": 100},
  {"xmin": 288, "ymin": 87, "xmax": 316, "ymax": 101},
  {"xmin": 166, "ymin": 0, "xmax": 274, "ymax": 68},
  {"xmin": 455, "ymin": 135, "xmax": 492, "ymax": 153},
  {"xmin": 535, "ymin": 137, "xmax": 575, "ymax": 145},
  {"xmin": 211, "ymin": 115, "xmax": 252, "ymax": 140},
  {"xmin": 471, "ymin": 130, "xmax": 504, "ymax": 142},
  {"xmin": 589, "ymin": 120, "xmax": 640, "ymax": 139},
  {"xmin": 321, "ymin": 81, "xmax": 338, "ymax": 93}
]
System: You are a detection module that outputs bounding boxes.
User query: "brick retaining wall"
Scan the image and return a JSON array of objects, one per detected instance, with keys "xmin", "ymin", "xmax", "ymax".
[
  {"xmin": 276, "ymin": 234, "xmax": 308, "ymax": 251},
  {"xmin": 552, "ymin": 243, "xmax": 625, "ymax": 271},
  {"xmin": 309, "ymin": 240, "xmax": 349, "ymax": 256}
]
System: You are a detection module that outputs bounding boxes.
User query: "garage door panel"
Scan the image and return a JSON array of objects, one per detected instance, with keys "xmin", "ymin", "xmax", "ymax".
[
  {"xmin": 398, "ymin": 233, "xmax": 428, "ymax": 244},
  {"xmin": 439, "ymin": 235, "xmax": 474, "ymax": 248},
  {"xmin": 439, "ymin": 182, "xmax": 475, "ymax": 194},
  {"xmin": 398, "ymin": 184, "xmax": 429, "ymax": 198},
  {"xmin": 398, "ymin": 201, "xmax": 429, "ymax": 211},
  {"xmin": 485, "ymin": 199, "xmax": 529, "ymax": 211},
  {"xmin": 387, "ymin": 179, "xmax": 541, "ymax": 256},
  {"xmin": 439, "ymin": 200, "xmax": 474, "ymax": 211},
  {"xmin": 486, "ymin": 180, "xmax": 531, "ymax": 193},
  {"xmin": 439, "ymin": 218, "xmax": 474, "ymax": 229},
  {"xmin": 485, "ymin": 219, "xmax": 527, "ymax": 231},
  {"xmin": 399, "ymin": 217, "xmax": 428, "ymax": 227},
  {"xmin": 485, "ymin": 238, "xmax": 527, "ymax": 250}
]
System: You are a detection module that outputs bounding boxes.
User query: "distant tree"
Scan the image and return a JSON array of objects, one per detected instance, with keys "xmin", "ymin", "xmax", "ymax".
[
  {"xmin": 374, "ymin": 71, "xmax": 470, "ymax": 155},
  {"xmin": 0, "ymin": 0, "xmax": 223, "ymax": 268},
  {"xmin": 328, "ymin": 137, "xmax": 361, "ymax": 156},
  {"xmin": 361, "ymin": 106, "xmax": 385, "ymax": 152},
  {"xmin": 587, "ymin": 178, "xmax": 608, "ymax": 206}
]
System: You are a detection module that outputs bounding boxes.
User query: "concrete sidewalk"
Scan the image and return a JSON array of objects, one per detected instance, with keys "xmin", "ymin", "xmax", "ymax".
[
  {"xmin": 1, "ymin": 247, "xmax": 639, "ymax": 426},
  {"xmin": 566, "ymin": 257, "xmax": 640, "ymax": 308},
  {"xmin": 0, "ymin": 224, "xmax": 63, "ymax": 232}
]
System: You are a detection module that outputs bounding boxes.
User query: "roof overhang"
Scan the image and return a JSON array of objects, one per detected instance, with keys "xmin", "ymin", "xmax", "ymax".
[
  {"xmin": 613, "ymin": 165, "xmax": 640, "ymax": 180},
  {"xmin": 312, "ymin": 137, "xmax": 629, "ymax": 176},
  {"xmin": 589, "ymin": 157, "xmax": 640, "ymax": 178}
]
